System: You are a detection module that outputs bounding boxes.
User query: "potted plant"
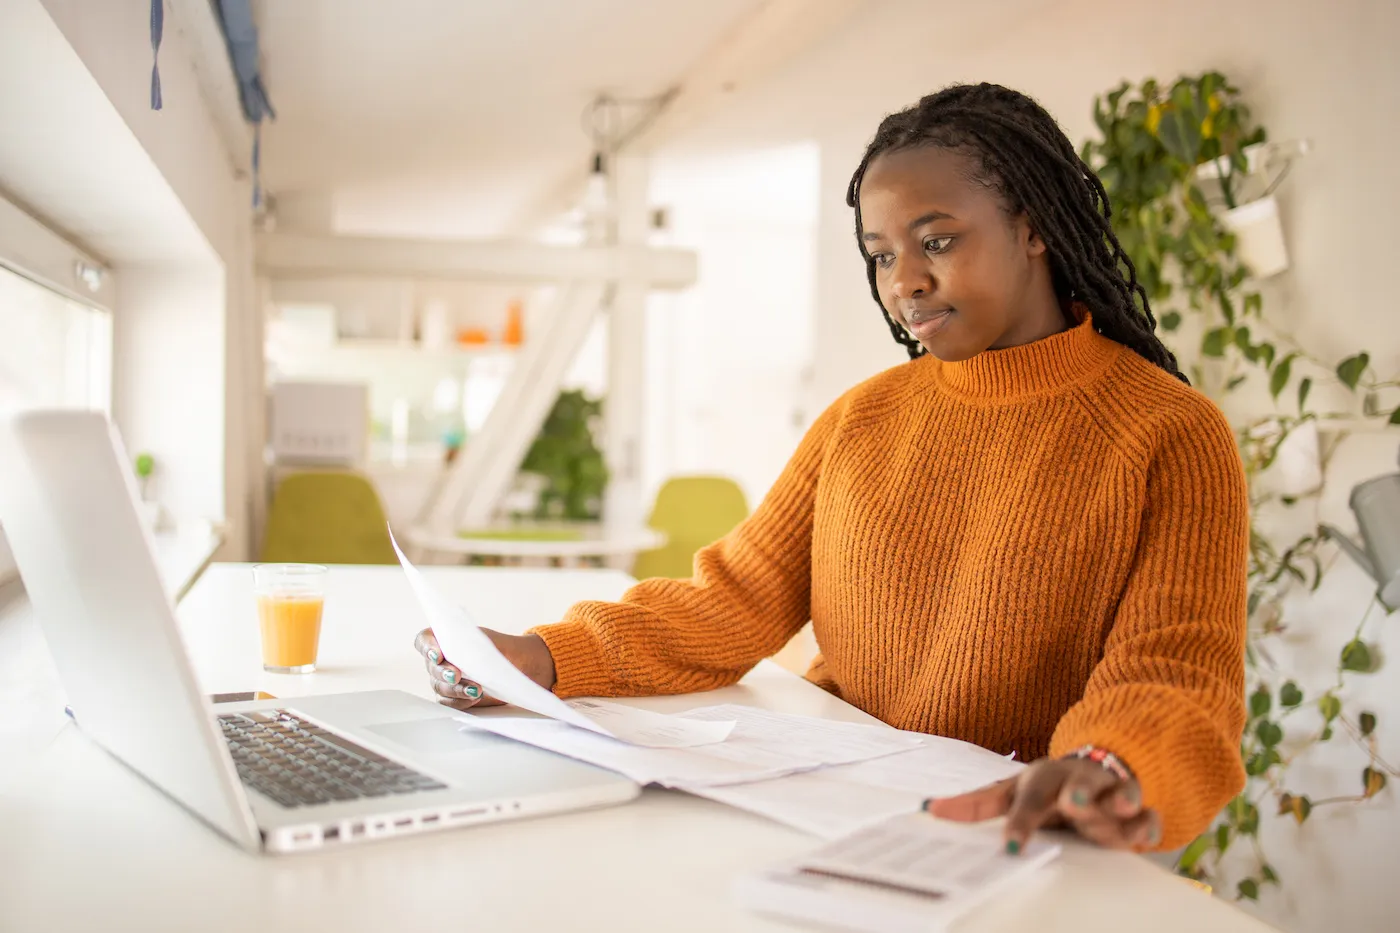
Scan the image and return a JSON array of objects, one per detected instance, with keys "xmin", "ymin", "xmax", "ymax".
[
  {"xmin": 132, "ymin": 452, "xmax": 167, "ymax": 530},
  {"xmin": 1146, "ymin": 73, "xmax": 1295, "ymax": 277},
  {"xmin": 518, "ymin": 389, "xmax": 610, "ymax": 522}
]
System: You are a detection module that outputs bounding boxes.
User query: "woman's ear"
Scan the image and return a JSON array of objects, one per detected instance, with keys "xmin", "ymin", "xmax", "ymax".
[{"xmin": 1020, "ymin": 213, "xmax": 1048, "ymax": 258}]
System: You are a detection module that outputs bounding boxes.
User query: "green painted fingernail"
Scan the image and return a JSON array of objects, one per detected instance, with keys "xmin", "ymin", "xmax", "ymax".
[
  {"xmin": 1005, "ymin": 839, "xmax": 1021, "ymax": 856},
  {"xmin": 1071, "ymin": 789, "xmax": 1089, "ymax": 807},
  {"xmin": 443, "ymin": 669, "xmax": 457, "ymax": 684},
  {"xmin": 464, "ymin": 684, "xmax": 481, "ymax": 699},
  {"xmin": 427, "ymin": 648, "xmax": 441, "ymax": 663}
]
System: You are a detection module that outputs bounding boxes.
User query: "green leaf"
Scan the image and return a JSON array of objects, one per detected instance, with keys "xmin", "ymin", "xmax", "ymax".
[
  {"xmin": 1177, "ymin": 832, "xmax": 1213, "ymax": 873},
  {"xmin": 1341, "ymin": 639, "xmax": 1375, "ymax": 673},
  {"xmin": 1160, "ymin": 311, "xmax": 1182, "ymax": 332},
  {"xmin": 1244, "ymin": 292, "xmax": 1263, "ymax": 317},
  {"xmin": 1298, "ymin": 376, "xmax": 1313, "ymax": 413},
  {"xmin": 1319, "ymin": 694, "xmax": 1342, "ymax": 722},
  {"xmin": 1158, "ymin": 82, "xmax": 1206, "ymax": 165},
  {"xmin": 1336, "ymin": 352, "xmax": 1370, "ymax": 390},
  {"xmin": 1202, "ymin": 327, "xmax": 1231, "ymax": 358},
  {"xmin": 1363, "ymin": 766, "xmax": 1387, "ymax": 798},
  {"xmin": 1238, "ymin": 878, "xmax": 1259, "ymax": 901},
  {"xmin": 1234, "ymin": 325, "xmax": 1252, "ymax": 352},
  {"xmin": 1270, "ymin": 353, "xmax": 1296, "ymax": 399},
  {"xmin": 1227, "ymin": 375, "xmax": 1247, "ymax": 391},
  {"xmin": 1256, "ymin": 719, "xmax": 1283, "ymax": 748},
  {"xmin": 1215, "ymin": 822, "xmax": 1231, "ymax": 853},
  {"xmin": 1360, "ymin": 711, "xmax": 1377, "ymax": 736},
  {"xmin": 1280, "ymin": 681, "xmax": 1303, "ymax": 707},
  {"xmin": 1390, "ymin": 406, "xmax": 1400, "ymax": 426},
  {"xmin": 1249, "ymin": 686, "xmax": 1271, "ymax": 718},
  {"xmin": 1320, "ymin": 725, "xmax": 1334, "ymax": 741},
  {"xmin": 1259, "ymin": 343, "xmax": 1276, "ymax": 369},
  {"xmin": 1261, "ymin": 864, "xmax": 1279, "ymax": 884}
]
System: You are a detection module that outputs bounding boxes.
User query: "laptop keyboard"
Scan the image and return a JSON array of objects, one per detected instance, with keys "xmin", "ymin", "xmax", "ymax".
[{"xmin": 218, "ymin": 709, "xmax": 447, "ymax": 809}]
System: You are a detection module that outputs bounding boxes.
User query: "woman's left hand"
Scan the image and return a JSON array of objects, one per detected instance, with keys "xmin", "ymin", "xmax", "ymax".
[{"xmin": 924, "ymin": 757, "xmax": 1162, "ymax": 853}]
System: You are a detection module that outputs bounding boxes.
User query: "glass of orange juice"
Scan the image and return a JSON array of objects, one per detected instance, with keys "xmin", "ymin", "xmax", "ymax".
[{"xmin": 253, "ymin": 563, "xmax": 327, "ymax": 674}]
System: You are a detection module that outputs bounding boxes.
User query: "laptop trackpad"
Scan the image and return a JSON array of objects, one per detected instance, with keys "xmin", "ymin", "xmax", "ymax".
[{"xmin": 367, "ymin": 717, "xmax": 505, "ymax": 755}]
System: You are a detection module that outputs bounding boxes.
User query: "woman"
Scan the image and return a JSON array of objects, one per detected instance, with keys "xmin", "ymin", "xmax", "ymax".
[{"xmin": 415, "ymin": 83, "xmax": 1248, "ymax": 855}]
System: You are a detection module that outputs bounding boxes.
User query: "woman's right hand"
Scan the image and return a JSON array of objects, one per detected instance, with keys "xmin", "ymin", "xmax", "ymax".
[{"xmin": 412, "ymin": 627, "xmax": 558, "ymax": 711}]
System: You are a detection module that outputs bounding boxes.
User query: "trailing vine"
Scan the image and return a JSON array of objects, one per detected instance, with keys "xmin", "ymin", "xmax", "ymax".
[{"xmin": 1083, "ymin": 72, "xmax": 1397, "ymax": 901}]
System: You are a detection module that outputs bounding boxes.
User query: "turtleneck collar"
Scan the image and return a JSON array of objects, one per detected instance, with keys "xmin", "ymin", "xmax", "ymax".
[{"xmin": 929, "ymin": 311, "xmax": 1122, "ymax": 401}]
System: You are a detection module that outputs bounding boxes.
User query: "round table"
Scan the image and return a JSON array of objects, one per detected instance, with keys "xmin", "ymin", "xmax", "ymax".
[{"xmin": 404, "ymin": 522, "xmax": 667, "ymax": 569}]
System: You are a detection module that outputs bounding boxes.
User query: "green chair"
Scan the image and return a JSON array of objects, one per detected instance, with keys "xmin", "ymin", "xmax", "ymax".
[
  {"xmin": 631, "ymin": 476, "xmax": 750, "ymax": 580},
  {"xmin": 260, "ymin": 472, "xmax": 398, "ymax": 565}
]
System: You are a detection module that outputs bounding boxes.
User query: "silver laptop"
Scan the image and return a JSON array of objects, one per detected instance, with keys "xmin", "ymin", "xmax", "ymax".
[{"xmin": 0, "ymin": 409, "xmax": 639, "ymax": 854}]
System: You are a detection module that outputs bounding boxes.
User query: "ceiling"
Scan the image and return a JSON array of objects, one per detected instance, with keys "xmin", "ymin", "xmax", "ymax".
[{"xmin": 257, "ymin": 0, "xmax": 762, "ymax": 238}]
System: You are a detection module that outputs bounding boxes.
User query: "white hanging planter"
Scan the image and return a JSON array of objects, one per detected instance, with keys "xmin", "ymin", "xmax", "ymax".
[
  {"xmin": 1221, "ymin": 194, "xmax": 1290, "ymax": 279},
  {"xmin": 1193, "ymin": 140, "xmax": 1309, "ymax": 280}
]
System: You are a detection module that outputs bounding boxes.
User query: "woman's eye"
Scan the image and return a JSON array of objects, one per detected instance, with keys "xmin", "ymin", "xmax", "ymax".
[
  {"xmin": 872, "ymin": 253, "xmax": 895, "ymax": 269},
  {"xmin": 925, "ymin": 237, "xmax": 954, "ymax": 254}
]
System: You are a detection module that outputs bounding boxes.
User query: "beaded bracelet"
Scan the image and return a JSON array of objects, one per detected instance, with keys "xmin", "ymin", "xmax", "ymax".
[{"xmin": 1068, "ymin": 744, "xmax": 1133, "ymax": 783}]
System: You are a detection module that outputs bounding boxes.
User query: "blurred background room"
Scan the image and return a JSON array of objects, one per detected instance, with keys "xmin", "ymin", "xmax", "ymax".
[{"xmin": 0, "ymin": 2, "xmax": 1397, "ymax": 930}]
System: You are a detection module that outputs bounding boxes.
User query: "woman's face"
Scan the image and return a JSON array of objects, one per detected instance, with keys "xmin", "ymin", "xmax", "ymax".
[{"xmin": 858, "ymin": 146, "xmax": 1059, "ymax": 361}]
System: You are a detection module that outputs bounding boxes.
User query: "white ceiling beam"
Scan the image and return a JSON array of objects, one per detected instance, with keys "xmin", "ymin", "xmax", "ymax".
[
  {"xmin": 501, "ymin": 0, "xmax": 862, "ymax": 237},
  {"xmin": 256, "ymin": 231, "xmax": 697, "ymax": 289},
  {"xmin": 166, "ymin": 0, "xmax": 255, "ymax": 177}
]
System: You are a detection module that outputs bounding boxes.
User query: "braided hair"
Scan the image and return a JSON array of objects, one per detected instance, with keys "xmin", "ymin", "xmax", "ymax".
[{"xmin": 846, "ymin": 83, "xmax": 1186, "ymax": 382}]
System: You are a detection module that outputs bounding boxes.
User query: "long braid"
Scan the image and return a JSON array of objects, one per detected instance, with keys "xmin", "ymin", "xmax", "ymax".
[{"xmin": 846, "ymin": 83, "xmax": 1186, "ymax": 382}]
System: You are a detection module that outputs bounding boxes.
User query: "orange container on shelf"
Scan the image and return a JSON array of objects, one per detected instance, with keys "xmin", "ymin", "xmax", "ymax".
[
  {"xmin": 456, "ymin": 327, "xmax": 490, "ymax": 346},
  {"xmin": 503, "ymin": 299, "xmax": 524, "ymax": 346}
]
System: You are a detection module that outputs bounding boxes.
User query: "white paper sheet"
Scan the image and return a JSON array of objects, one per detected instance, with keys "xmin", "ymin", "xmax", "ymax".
[
  {"xmin": 680, "ymin": 734, "xmax": 1023, "ymax": 839},
  {"xmin": 461, "ymin": 703, "xmax": 922, "ymax": 787},
  {"xmin": 390, "ymin": 531, "xmax": 734, "ymax": 748}
]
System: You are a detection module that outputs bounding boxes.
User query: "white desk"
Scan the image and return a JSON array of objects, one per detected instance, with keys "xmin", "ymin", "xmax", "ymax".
[{"xmin": 0, "ymin": 565, "xmax": 1276, "ymax": 933}]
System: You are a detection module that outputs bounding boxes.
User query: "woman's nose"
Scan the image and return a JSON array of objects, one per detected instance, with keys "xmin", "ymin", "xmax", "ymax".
[{"xmin": 890, "ymin": 253, "xmax": 933, "ymax": 300}]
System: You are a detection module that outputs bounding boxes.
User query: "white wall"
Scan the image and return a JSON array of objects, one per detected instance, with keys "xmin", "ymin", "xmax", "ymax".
[
  {"xmin": 662, "ymin": 1, "xmax": 1400, "ymax": 929},
  {"xmin": 642, "ymin": 143, "xmax": 820, "ymax": 506},
  {"xmin": 111, "ymin": 267, "xmax": 227, "ymax": 523},
  {"xmin": 31, "ymin": 0, "xmax": 261, "ymax": 558}
]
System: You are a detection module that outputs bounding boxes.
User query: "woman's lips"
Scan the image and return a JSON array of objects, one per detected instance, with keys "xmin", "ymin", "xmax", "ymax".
[{"xmin": 908, "ymin": 309, "xmax": 953, "ymax": 340}]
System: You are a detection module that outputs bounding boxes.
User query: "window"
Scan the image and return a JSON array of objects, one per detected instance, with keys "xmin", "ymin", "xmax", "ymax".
[{"xmin": 0, "ymin": 264, "xmax": 111, "ymax": 415}]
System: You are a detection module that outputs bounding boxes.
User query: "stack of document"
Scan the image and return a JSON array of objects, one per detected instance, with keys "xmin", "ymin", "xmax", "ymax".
[
  {"xmin": 394, "ymin": 533, "xmax": 734, "ymax": 748},
  {"xmin": 393, "ymin": 535, "xmax": 1022, "ymax": 838},
  {"xmin": 469, "ymin": 702, "xmax": 925, "ymax": 787}
]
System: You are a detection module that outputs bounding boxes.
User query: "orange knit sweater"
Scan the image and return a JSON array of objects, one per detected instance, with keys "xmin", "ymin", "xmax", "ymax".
[{"xmin": 533, "ymin": 315, "xmax": 1249, "ymax": 849}]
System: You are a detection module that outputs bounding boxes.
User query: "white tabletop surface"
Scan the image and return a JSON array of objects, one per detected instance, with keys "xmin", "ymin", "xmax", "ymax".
[
  {"xmin": 407, "ymin": 523, "xmax": 665, "ymax": 560},
  {"xmin": 0, "ymin": 564, "xmax": 1276, "ymax": 933}
]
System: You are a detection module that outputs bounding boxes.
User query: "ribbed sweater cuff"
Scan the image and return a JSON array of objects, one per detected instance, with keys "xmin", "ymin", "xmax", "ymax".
[{"xmin": 528, "ymin": 620, "xmax": 616, "ymax": 698}]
